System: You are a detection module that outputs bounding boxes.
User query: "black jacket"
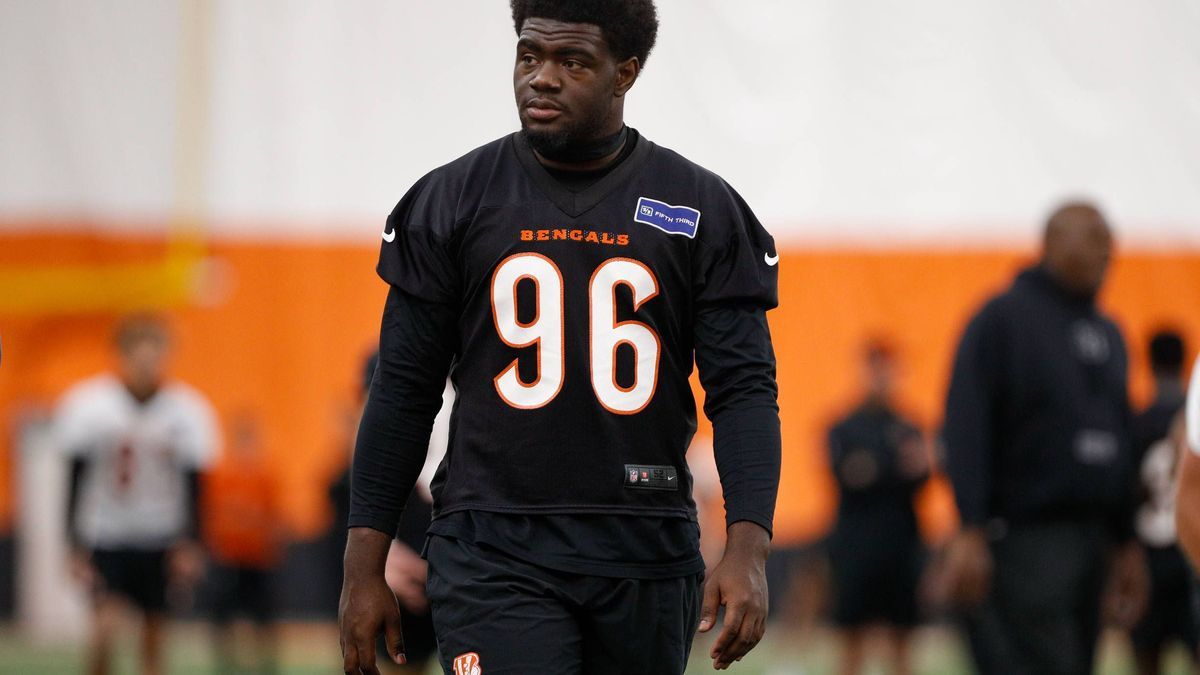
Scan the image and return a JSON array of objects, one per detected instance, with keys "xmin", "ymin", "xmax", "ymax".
[
  {"xmin": 829, "ymin": 403, "xmax": 928, "ymax": 538},
  {"xmin": 944, "ymin": 265, "xmax": 1135, "ymax": 536}
]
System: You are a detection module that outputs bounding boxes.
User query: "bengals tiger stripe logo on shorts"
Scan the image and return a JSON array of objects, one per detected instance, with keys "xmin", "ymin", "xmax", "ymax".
[{"xmin": 453, "ymin": 652, "xmax": 482, "ymax": 675}]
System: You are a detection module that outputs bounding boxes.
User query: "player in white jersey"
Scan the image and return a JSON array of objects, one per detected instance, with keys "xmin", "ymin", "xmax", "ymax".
[{"xmin": 57, "ymin": 315, "xmax": 218, "ymax": 675}]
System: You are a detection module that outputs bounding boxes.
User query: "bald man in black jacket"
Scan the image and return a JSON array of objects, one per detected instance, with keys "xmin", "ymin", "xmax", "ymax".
[{"xmin": 939, "ymin": 202, "xmax": 1149, "ymax": 675}]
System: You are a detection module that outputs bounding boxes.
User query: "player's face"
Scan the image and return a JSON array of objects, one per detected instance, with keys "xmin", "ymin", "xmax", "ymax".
[
  {"xmin": 119, "ymin": 335, "xmax": 169, "ymax": 393},
  {"xmin": 514, "ymin": 18, "xmax": 630, "ymax": 154},
  {"xmin": 1064, "ymin": 218, "xmax": 1113, "ymax": 296},
  {"xmin": 1048, "ymin": 210, "xmax": 1113, "ymax": 296}
]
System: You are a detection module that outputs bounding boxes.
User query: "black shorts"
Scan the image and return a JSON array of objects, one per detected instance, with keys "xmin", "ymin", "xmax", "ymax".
[
  {"xmin": 1131, "ymin": 546, "xmax": 1198, "ymax": 653},
  {"xmin": 92, "ymin": 548, "xmax": 169, "ymax": 612},
  {"xmin": 828, "ymin": 534, "xmax": 923, "ymax": 628},
  {"xmin": 210, "ymin": 564, "xmax": 275, "ymax": 624},
  {"xmin": 425, "ymin": 535, "xmax": 703, "ymax": 675}
]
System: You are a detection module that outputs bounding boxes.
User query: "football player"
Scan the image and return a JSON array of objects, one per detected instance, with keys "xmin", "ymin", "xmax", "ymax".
[
  {"xmin": 1129, "ymin": 331, "xmax": 1197, "ymax": 674},
  {"xmin": 827, "ymin": 342, "xmax": 930, "ymax": 675},
  {"xmin": 58, "ymin": 314, "xmax": 218, "ymax": 675},
  {"xmin": 339, "ymin": 1, "xmax": 782, "ymax": 673},
  {"xmin": 940, "ymin": 203, "xmax": 1148, "ymax": 674}
]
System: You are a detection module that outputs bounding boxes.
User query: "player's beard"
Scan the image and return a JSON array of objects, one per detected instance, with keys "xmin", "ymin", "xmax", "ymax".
[{"xmin": 522, "ymin": 105, "xmax": 615, "ymax": 163}]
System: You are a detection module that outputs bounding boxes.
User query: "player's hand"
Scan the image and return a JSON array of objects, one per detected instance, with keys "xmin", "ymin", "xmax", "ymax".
[
  {"xmin": 1102, "ymin": 540, "xmax": 1149, "ymax": 629},
  {"xmin": 698, "ymin": 521, "xmax": 770, "ymax": 670},
  {"xmin": 936, "ymin": 527, "xmax": 993, "ymax": 608},
  {"xmin": 340, "ymin": 527, "xmax": 406, "ymax": 674},
  {"xmin": 68, "ymin": 546, "xmax": 96, "ymax": 588},
  {"xmin": 897, "ymin": 435, "xmax": 931, "ymax": 480},
  {"xmin": 167, "ymin": 538, "xmax": 207, "ymax": 588},
  {"xmin": 384, "ymin": 539, "xmax": 429, "ymax": 615}
]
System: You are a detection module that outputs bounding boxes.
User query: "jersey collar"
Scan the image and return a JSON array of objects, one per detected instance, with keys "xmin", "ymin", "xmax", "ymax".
[{"xmin": 512, "ymin": 128, "xmax": 654, "ymax": 219}]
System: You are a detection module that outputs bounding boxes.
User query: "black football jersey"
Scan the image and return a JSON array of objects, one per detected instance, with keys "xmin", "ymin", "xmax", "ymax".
[{"xmin": 378, "ymin": 129, "xmax": 778, "ymax": 521}]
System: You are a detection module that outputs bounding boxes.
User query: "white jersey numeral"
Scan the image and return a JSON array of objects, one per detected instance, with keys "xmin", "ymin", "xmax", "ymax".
[
  {"xmin": 491, "ymin": 253, "xmax": 565, "ymax": 409},
  {"xmin": 590, "ymin": 258, "xmax": 660, "ymax": 414},
  {"xmin": 490, "ymin": 254, "xmax": 661, "ymax": 413}
]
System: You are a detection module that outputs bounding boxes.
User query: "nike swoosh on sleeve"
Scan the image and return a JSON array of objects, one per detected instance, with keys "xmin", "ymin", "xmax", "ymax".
[
  {"xmin": 764, "ymin": 252, "xmax": 779, "ymax": 266},
  {"xmin": 382, "ymin": 227, "xmax": 396, "ymax": 243}
]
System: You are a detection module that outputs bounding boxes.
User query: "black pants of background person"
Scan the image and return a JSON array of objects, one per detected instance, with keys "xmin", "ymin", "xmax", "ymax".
[
  {"xmin": 1132, "ymin": 544, "xmax": 1199, "ymax": 668},
  {"xmin": 209, "ymin": 564, "xmax": 279, "ymax": 675},
  {"xmin": 828, "ymin": 524, "xmax": 924, "ymax": 629},
  {"xmin": 963, "ymin": 519, "xmax": 1111, "ymax": 675}
]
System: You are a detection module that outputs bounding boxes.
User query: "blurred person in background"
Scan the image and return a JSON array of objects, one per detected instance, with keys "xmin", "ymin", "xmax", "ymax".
[
  {"xmin": 827, "ymin": 341, "xmax": 930, "ymax": 675},
  {"xmin": 56, "ymin": 314, "xmax": 218, "ymax": 675},
  {"xmin": 329, "ymin": 351, "xmax": 438, "ymax": 674},
  {"xmin": 203, "ymin": 413, "xmax": 285, "ymax": 675},
  {"xmin": 939, "ymin": 202, "xmax": 1148, "ymax": 674},
  {"xmin": 1177, "ymin": 355, "xmax": 1200, "ymax": 575},
  {"xmin": 1130, "ymin": 331, "xmax": 1197, "ymax": 673}
]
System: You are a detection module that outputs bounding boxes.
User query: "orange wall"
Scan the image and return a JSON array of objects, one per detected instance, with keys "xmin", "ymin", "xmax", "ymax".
[
  {"xmin": 2, "ymin": 232, "xmax": 1198, "ymax": 545},
  {"xmin": 0, "ymin": 233, "xmax": 386, "ymax": 539},
  {"xmin": 770, "ymin": 250, "xmax": 1200, "ymax": 543}
]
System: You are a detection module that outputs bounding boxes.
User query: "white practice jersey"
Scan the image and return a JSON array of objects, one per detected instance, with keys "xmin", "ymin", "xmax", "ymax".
[
  {"xmin": 56, "ymin": 374, "xmax": 219, "ymax": 550},
  {"xmin": 1190, "ymin": 355, "xmax": 1200, "ymax": 456},
  {"xmin": 1135, "ymin": 437, "xmax": 1179, "ymax": 547}
]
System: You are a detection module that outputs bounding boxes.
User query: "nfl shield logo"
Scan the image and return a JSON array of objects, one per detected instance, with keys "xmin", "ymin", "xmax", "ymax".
[{"xmin": 629, "ymin": 468, "xmax": 639, "ymax": 483}]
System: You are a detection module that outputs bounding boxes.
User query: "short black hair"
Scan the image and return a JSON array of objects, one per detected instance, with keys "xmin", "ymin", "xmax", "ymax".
[
  {"xmin": 510, "ymin": 0, "xmax": 659, "ymax": 67},
  {"xmin": 114, "ymin": 313, "xmax": 169, "ymax": 353},
  {"xmin": 1148, "ymin": 329, "xmax": 1185, "ymax": 376}
]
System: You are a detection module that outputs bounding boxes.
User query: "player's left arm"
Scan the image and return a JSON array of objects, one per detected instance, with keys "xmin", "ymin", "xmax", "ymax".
[
  {"xmin": 1101, "ymin": 341, "xmax": 1149, "ymax": 628},
  {"xmin": 1178, "ymin": 419, "xmax": 1200, "ymax": 568},
  {"xmin": 1176, "ymin": 357, "xmax": 1200, "ymax": 569},
  {"xmin": 693, "ymin": 303, "xmax": 780, "ymax": 670},
  {"xmin": 171, "ymin": 391, "xmax": 221, "ymax": 587}
]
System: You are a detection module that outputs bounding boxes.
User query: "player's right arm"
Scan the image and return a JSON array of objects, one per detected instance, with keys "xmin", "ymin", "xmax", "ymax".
[
  {"xmin": 1176, "ymin": 357, "xmax": 1200, "ymax": 569},
  {"xmin": 64, "ymin": 457, "xmax": 95, "ymax": 585},
  {"xmin": 939, "ymin": 306, "xmax": 1004, "ymax": 606},
  {"xmin": 55, "ymin": 382, "xmax": 101, "ymax": 583},
  {"xmin": 341, "ymin": 527, "xmax": 404, "ymax": 672},
  {"xmin": 343, "ymin": 172, "xmax": 460, "ymax": 673},
  {"xmin": 340, "ymin": 286, "xmax": 457, "ymax": 674}
]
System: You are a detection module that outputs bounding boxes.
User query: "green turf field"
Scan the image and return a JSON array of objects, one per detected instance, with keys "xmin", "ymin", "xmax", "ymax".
[{"xmin": 0, "ymin": 622, "xmax": 1193, "ymax": 674}]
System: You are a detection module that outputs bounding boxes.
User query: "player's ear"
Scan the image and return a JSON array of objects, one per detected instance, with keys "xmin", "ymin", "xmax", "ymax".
[{"xmin": 614, "ymin": 57, "xmax": 640, "ymax": 97}]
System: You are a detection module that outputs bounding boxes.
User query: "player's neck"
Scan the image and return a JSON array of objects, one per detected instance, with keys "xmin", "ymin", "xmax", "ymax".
[
  {"xmin": 863, "ymin": 394, "xmax": 891, "ymax": 412},
  {"xmin": 532, "ymin": 125, "xmax": 628, "ymax": 172},
  {"xmin": 122, "ymin": 379, "xmax": 161, "ymax": 404}
]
